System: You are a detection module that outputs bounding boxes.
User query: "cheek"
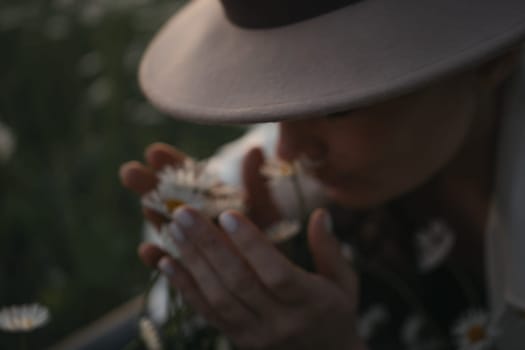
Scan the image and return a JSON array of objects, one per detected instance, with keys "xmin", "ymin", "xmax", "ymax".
[
  {"xmin": 394, "ymin": 91, "xmax": 476, "ymax": 179},
  {"xmin": 371, "ymin": 97, "xmax": 476, "ymax": 201},
  {"xmin": 324, "ymin": 120, "xmax": 391, "ymax": 173},
  {"xmin": 321, "ymin": 93, "xmax": 476, "ymax": 208}
]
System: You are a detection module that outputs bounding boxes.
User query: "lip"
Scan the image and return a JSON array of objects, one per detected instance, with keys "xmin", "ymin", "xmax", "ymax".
[
  {"xmin": 308, "ymin": 170, "xmax": 345, "ymax": 188},
  {"xmin": 298, "ymin": 163, "xmax": 350, "ymax": 188},
  {"xmin": 321, "ymin": 181, "xmax": 347, "ymax": 195}
]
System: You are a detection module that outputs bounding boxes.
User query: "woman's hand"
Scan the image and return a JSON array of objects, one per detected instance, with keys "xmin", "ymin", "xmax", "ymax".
[
  {"xmin": 119, "ymin": 142, "xmax": 365, "ymax": 349},
  {"xmin": 119, "ymin": 142, "xmax": 281, "ymax": 230},
  {"xmin": 148, "ymin": 206, "xmax": 365, "ymax": 350}
]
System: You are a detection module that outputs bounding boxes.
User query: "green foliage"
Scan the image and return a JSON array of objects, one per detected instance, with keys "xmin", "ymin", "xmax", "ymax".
[{"xmin": 0, "ymin": 0, "xmax": 244, "ymax": 347}]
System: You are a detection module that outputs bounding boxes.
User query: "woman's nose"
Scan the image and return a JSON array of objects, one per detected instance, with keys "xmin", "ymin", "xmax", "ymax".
[{"xmin": 276, "ymin": 121, "xmax": 325, "ymax": 162}]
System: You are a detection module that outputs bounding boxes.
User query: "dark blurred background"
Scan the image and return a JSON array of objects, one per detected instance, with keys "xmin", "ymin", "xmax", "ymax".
[{"xmin": 0, "ymin": 0, "xmax": 244, "ymax": 348}]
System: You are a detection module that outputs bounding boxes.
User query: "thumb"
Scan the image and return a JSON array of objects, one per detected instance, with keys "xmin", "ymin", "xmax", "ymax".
[{"xmin": 308, "ymin": 208, "xmax": 358, "ymax": 295}]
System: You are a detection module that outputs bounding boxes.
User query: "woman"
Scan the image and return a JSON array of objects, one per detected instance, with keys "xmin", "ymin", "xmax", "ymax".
[{"xmin": 120, "ymin": 0, "xmax": 525, "ymax": 348}]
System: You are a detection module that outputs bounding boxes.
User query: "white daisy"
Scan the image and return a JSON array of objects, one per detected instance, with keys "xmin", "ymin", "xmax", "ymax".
[
  {"xmin": 0, "ymin": 303, "xmax": 50, "ymax": 333},
  {"xmin": 452, "ymin": 309, "xmax": 493, "ymax": 350},
  {"xmin": 142, "ymin": 160, "xmax": 244, "ymax": 220},
  {"xmin": 265, "ymin": 220, "xmax": 301, "ymax": 243},
  {"xmin": 139, "ymin": 316, "xmax": 163, "ymax": 350},
  {"xmin": 260, "ymin": 159, "xmax": 295, "ymax": 179},
  {"xmin": 415, "ymin": 219, "xmax": 455, "ymax": 272}
]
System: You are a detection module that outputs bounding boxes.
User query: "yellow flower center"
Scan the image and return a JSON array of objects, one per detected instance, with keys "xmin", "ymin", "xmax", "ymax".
[
  {"xmin": 22, "ymin": 318, "xmax": 33, "ymax": 329},
  {"xmin": 279, "ymin": 163, "xmax": 293, "ymax": 176},
  {"xmin": 164, "ymin": 199, "xmax": 185, "ymax": 213},
  {"xmin": 467, "ymin": 325, "xmax": 486, "ymax": 343}
]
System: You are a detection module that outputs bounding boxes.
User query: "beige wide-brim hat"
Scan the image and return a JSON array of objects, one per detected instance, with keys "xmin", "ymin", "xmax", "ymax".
[{"xmin": 139, "ymin": 0, "xmax": 525, "ymax": 124}]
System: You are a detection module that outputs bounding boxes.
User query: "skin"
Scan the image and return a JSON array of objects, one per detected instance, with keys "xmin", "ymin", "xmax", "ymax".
[
  {"xmin": 119, "ymin": 49, "xmax": 520, "ymax": 349},
  {"xmin": 279, "ymin": 71, "xmax": 482, "ymax": 209},
  {"xmin": 121, "ymin": 145, "xmax": 364, "ymax": 350}
]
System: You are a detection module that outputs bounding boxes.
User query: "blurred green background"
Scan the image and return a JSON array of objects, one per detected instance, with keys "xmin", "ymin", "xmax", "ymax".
[{"xmin": 0, "ymin": 0, "xmax": 244, "ymax": 347}]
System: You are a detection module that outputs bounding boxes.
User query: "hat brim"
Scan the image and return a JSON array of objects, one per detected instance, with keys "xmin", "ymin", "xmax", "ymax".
[{"xmin": 139, "ymin": 0, "xmax": 525, "ymax": 124}]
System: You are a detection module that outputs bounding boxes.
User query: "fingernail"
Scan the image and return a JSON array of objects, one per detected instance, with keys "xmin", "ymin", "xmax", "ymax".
[
  {"xmin": 219, "ymin": 212, "xmax": 239, "ymax": 234},
  {"xmin": 169, "ymin": 222, "xmax": 186, "ymax": 242},
  {"xmin": 174, "ymin": 207, "xmax": 194, "ymax": 228},
  {"xmin": 323, "ymin": 210, "xmax": 333, "ymax": 235},
  {"xmin": 158, "ymin": 257, "xmax": 176, "ymax": 278}
]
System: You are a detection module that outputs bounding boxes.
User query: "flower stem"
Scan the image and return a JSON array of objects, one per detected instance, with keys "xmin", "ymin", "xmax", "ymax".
[
  {"xmin": 141, "ymin": 270, "xmax": 161, "ymax": 315},
  {"xmin": 291, "ymin": 171, "xmax": 307, "ymax": 219}
]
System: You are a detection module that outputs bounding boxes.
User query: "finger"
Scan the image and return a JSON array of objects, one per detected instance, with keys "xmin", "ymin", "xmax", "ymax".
[
  {"xmin": 145, "ymin": 142, "xmax": 186, "ymax": 171},
  {"xmin": 307, "ymin": 208, "xmax": 358, "ymax": 297},
  {"xmin": 119, "ymin": 161, "xmax": 158, "ymax": 195},
  {"xmin": 143, "ymin": 207, "xmax": 168, "ymax": 230},
  {"xmin": 157, "ymin": 256, "xmax": 223, "ymax": 328},
  {"xmin": 218, "ymin": 210, "xmax": 307, "ymax": 302},
  {"xmin": 172, "ymin": 206, "xmax": 275, "ymax": 316},
  {"xmin": 120, "ymin": 162, "xmax": 167, "ymax": 228},
  {"xmin": 242, "ymin": 147, "xmax": 281, "ymax": 228},
  {"xmin": 166, "ymin": 216, "xmax": 259, "ymax": 329},
  {"xmin": 138, "ymin": 242, "xmax": 166, "ymax": 268}
]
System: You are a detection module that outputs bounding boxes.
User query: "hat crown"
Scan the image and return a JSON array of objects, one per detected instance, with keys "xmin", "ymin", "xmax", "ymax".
[{"xmin": 220, "ymin": 0, "xmax": 362, "ymax": 28}]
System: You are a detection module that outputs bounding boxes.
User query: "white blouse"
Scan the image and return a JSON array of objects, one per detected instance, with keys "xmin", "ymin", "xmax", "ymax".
[{"xmin": 487, "ymin": 55, "xmax": 525, "ymax": 349}]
